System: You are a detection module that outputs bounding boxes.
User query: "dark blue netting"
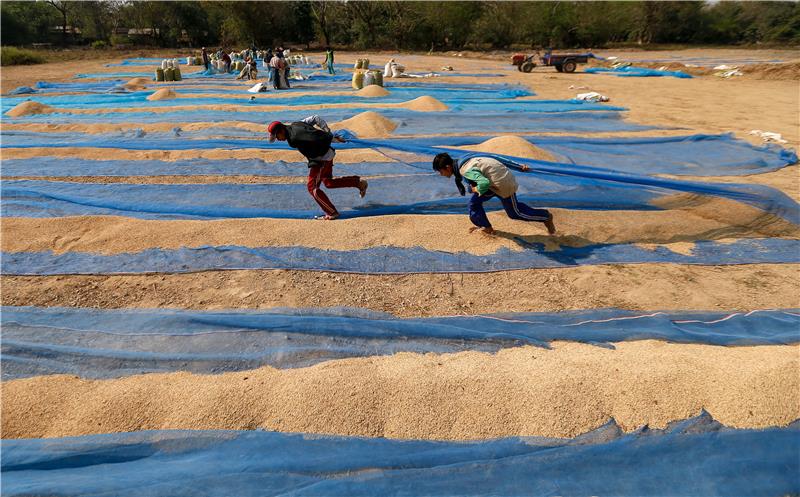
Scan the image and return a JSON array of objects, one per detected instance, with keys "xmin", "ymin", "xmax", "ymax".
[
  {"xmin": 3, "ymin": 133, "xmax": 793, "ymax": 177},
  {"xmin": 350, "ymin": 139, "xmax": 800, "ymax": 224},
  {"xmin": 1, "ymin": 157, "xmax": 430, "ymax": 177},
  {"xmin": 0, "ymin": 176, "xmax": 691, "ymax": 219},
  {"xmin": 2, "ymin": 306, "xmax": 797, "ymax": 379},
  {"xmin": 4, "ymin": 238, "xmax": 799, "ymax": 276},
  {"xmin": 527, "ymin": 134, "xmax": 797, "ymax": 176},
  {"xmin": 2, "ymin": 413, "xmax": 798, "ymax": 497},
  {"xmin": 585, "ymin": 66, "xmax": 693, "ymax": 78}
]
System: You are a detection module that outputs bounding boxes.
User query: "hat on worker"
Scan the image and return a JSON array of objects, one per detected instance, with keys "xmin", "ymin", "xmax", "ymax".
[{"xmin": 267, "ymin": 121, "xmax": 284, "ymax": 142}]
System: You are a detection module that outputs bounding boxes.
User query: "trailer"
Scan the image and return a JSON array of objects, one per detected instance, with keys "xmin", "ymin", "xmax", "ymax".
[{"xmin": 512, "ymin": 50, "xmax": 595, "ymax": 73}]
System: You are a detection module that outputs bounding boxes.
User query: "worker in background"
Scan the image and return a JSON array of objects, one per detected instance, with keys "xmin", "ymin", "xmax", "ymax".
[
  {"xmin": 269, "ymin": 52, "xmax": 285, "ymax": 89},
  {"xmin": 281, "ymin": 53, "xmax": 291, "ymax": 88},
  {"xmin": 221, "ymin": 51, "xmax": 231, "ymax": 73},
  {"xmin": 324, "ymin": 47, "xmax": 335, "ymax": 74},
  {"xmin": 201, "ymin": 47, "xmax": 209, "ymax": 71},
  {"xmin": 263, "ymin": 48, "xmax": 273, "ymax": 76},
  {"xmin": 432, "ymin": 152, "xmax": 556, "ymax": 235},
  {"xmin": 267, "ymin": 115, "xmax": 368, "ymax": 220}
]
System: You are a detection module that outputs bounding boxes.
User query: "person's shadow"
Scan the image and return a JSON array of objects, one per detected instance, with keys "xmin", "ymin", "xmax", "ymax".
[{"xmin": 490, "ymin": 230, "xmax": 600, "ymax": 265}]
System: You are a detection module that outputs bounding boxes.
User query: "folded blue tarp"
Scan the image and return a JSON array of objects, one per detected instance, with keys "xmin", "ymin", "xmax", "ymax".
[
  {"xmin": 2, "ymin": 306, "xmax": 798, "ymax": 379},
  {"xmin": 585, "ymin": 66, "xmax": 693, "ymax": 78},
  {"xmin": 2, "ymin": 413, "xmax": 798, "ymax": 497}
]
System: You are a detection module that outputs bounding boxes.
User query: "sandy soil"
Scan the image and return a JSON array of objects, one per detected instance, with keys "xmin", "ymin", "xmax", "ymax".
[
  {"xmin": 1, "ymin": 147, "xmax": 427, "ymax": 163},
  {"xmin": 2, "ymin": 48, "xmax": 799, "ymax": 442},
  {"xmin": 3, "ymin": 264, "xmax": 798, "ymax": 316},
  {"xmin": 4, "ymin": 341, "xmax": 797, "ymax": 440},
  {"xmin": 3, "ymin": 197, "xmax": 797, "ymax": 256}
]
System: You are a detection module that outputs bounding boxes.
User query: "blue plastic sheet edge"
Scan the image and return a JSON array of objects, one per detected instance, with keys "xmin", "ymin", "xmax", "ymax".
[
  {"xmin": 2, "ymin": 412, "xmax": 798, "ymax": 497},
  {"xmin": 585, "ymin": 66, "xmax": 693, "ymax": 78},
  {"xmin": 3, "ymin": 238, "xmax": 800, "ymax": 277},
  {"xmin": 3, "ymin": 306, "xmax": 798, "ymax": 379}
]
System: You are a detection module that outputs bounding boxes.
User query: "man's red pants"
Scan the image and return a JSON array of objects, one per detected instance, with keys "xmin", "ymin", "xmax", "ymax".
[{"xmin": 307, "ymin": 161, "xmax": 360, "ymax": 216}]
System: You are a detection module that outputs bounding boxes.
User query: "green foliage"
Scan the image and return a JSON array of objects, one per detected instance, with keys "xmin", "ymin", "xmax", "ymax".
[
  {"xmin": 1, "ymin": 1, "xmax": 60, "ymax": 46},
  {"xmin": 0, "ymin": 1, "xmax": 797, "ymax": 50},
  {"xmin": 91, "ymin": 40, "xmax": 108, "ymax": 49},
  {"xmin": 110, "ymin": 35, "xmax": 132, "ymax": 47},
  {"xmin": 0, "ymin": 46, "xmax": 47, "ymax": 66}
]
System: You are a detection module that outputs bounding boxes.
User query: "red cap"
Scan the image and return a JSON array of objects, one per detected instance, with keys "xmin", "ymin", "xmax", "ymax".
[{"xmin": 267, "ymin": 121, "xmax": 284, "ymax": 142}]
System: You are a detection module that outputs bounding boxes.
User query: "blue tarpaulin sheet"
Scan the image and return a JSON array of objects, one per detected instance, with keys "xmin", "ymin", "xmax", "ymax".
[
  {"xmin": 4, "ymin": 160, "xmax": 798, "ymax": 223},
  {"xmin": 2, "ymin": 85, "xmax": 535, "ymax": 110},
  {"xmin": 349, "ymin": 140, "xmax": 800, "ymax": 224},
  {"xmin": 585, "ymin": 66, "xmax": 693, "ymax": 78},
  {"xmin": 2, "ymin": 413, "xmax": 798, "ymax": 497},
  {"xmin": 1, "ymin": 176, "xmax": 671, "ymax": 219},
  {"xmin": 3, "ymin": 107, "xmax": 647, "ymax": 133},
  {"xmin": 1, "ymin": 157, "xmax": 430, "ymax": 177},
  {"xmin": 4, "ymin": 238, "xmax": 800, "ymax": 276},
  {"xmin": 3, "ymin": 133, "xmax": 794, "ymax": 177},
  {"xmin": 2, "ymin": 306, "xmax": 798, "ymax": 379}
]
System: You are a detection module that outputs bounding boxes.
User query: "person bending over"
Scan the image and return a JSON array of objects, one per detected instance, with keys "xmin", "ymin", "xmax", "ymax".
[
  {"xmin": 268, "ymin": 115, "xmax": 368, "ymax": 220},
  {"xmin": 432, "ymin": 152, "xmax": 556, "ymax": 235}
]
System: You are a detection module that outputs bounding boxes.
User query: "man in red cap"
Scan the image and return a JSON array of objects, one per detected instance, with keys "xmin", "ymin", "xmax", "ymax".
[{"xmin": 268, "ymin": 115, "xmax": 368, "ymax": 220}]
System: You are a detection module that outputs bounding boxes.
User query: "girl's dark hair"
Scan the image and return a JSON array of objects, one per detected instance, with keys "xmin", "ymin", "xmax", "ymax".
[{"xmin": 432, "ymin": 152, "xmax": 465, "ymax": 196}]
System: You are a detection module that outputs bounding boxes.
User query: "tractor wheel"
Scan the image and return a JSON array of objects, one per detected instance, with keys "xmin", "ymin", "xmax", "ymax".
[
  {"xmin": 563, "ymin": 60, "xmax": 577, "ymax": 73},
  {"xmin": 521, "ymin": 61, "xmax": 534, "ymax": 73},
  {"xmin": 517, "ymin": 63, "xmax": 523, "ymax": 72},
  {"xmin": 554, "ymin": 64, "xmax": 563, "ymax": 72}
]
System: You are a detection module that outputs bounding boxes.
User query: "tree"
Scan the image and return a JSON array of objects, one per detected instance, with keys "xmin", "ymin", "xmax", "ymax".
[
  {"xmin": 311, "ymin": 1, "xmax": 334, "ymax": 46},
  {"xmin": 46, "ymin": 0, "xmax": 70, "ymax": 46}
]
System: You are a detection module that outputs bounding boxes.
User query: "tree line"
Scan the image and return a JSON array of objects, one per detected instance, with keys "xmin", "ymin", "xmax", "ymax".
[{"xmin": 2, "ymin": 1, "xmax": 798, "ymax": 51}]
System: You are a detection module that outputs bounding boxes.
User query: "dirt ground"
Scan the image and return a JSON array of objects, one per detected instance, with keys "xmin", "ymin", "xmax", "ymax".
[{"xmin": 2, "ymin": 48, "xmax": 799, "ymax": 440}]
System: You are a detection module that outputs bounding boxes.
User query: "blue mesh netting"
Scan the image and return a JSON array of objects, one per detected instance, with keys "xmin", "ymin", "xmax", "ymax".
[
  {"xmin": 2, "ymin": 306, "xmax": 798, "ymax": 379},
  {"xmin": 2, "ymin": 413, "xmax": 798, "ymax": 497},
  {"xmin": 349, "ymin": 140, "xmax": 800, "ymax": 224},
  {"xmin": 0, "ymin": 176, "xmax": 696, "ymax": 219},
  {"xmin": 3, "ymin": 108, "xmax": 645, "ymax": 132},
  {"xmin": 3, "ymin": 91, "xmax": 550, "ymax": 113},
  {"xmin": 593, "ymin": 53, "xmax": 786, "ymax": 65},
  {"xmin": 4, "ymin": 238, "xmax": 799, "ymax": 276},
  {"xmin": 1, "ymin": 157, "xmax": 430, "ymax": 177},
  {"xmin": 585, "ymin": 66, "xmax": 693, "ymax": 78},
  {"xmin": 13, "ymin": 81, "xmax": 522, "ymax": 98},
  {"xmin": 3, "ymin": 133, "xmax": 794, "ymax": 177},
  {"xmin": 3, "ymin": 84, "xmax": 534, "ymax": 106}
]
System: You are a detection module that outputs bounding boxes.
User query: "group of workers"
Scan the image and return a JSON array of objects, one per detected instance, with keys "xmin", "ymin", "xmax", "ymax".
[
  {"xmin": 200, "ymin": 45, "xmax": 296, "ymax": 86},
  {"xmin": 266, "ymin": 115, "xmax": 556, "ymax": 234}
]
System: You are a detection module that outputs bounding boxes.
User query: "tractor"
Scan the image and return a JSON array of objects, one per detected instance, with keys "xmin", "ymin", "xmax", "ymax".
[{"xmin": 512, "ymin": 49, "xmax": 594, "ymax": 73}]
